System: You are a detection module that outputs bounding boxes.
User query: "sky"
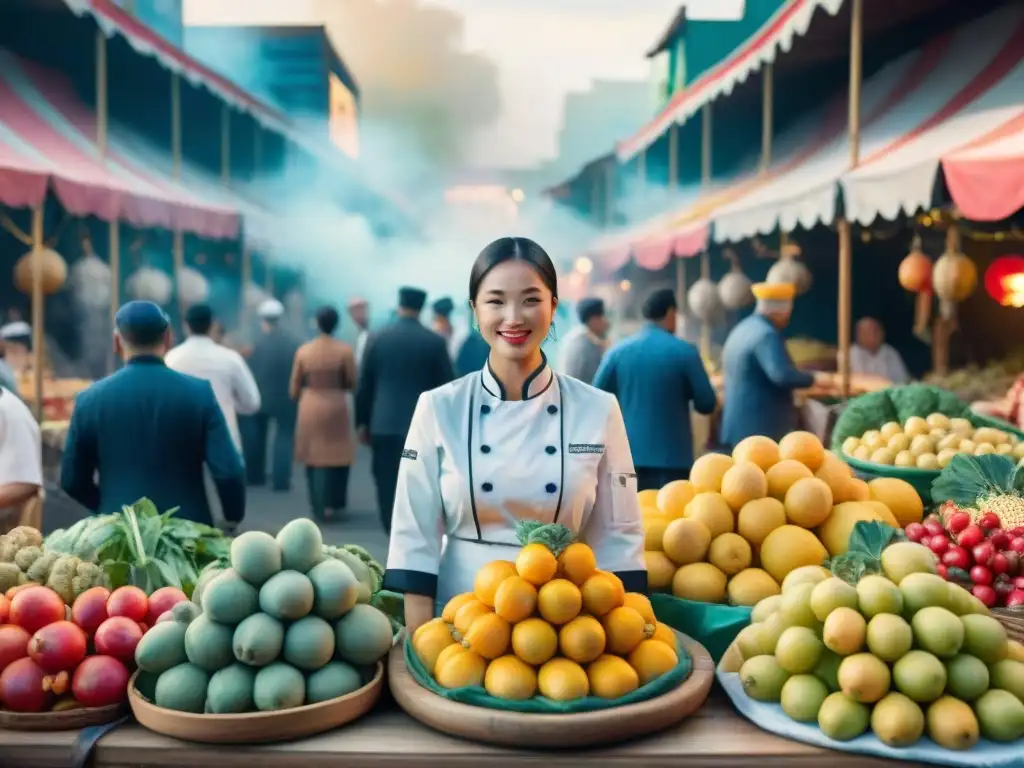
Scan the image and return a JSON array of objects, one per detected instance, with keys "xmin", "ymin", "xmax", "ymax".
[{"xmin": 183, "ymin": 0, "xmax": 746, "ymax": 169}]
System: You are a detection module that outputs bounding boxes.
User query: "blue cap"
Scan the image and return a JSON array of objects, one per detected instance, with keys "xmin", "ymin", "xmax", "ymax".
[
  {"xmin": 115, "ymin": 300, "xmax": 170, "ymax": 345},
  {"xmin": 399, "ymin": 287, "xmax": 427, "ymax": 311},
  {"xmin": 432, "ymin": 297, "xmax": 454, "ymax": 317}
]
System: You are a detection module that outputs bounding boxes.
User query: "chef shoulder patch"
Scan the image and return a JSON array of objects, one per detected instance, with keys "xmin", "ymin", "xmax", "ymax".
[
  {"xmin": 401, "ymin": 448, "xmax": 418, "ymax": 460},
  {"xmin": 568, "ymin": 443, "xmax": 605, "ymax": 455}
]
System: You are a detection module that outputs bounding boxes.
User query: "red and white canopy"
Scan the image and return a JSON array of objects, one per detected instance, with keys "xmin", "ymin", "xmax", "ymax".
[
  {"xmin": 941, "ymin": 115, "xmax": 1024, "ymax": 222},
  {"xmin": 712, "ymin": 5, "xmax": 1024, "ymax": 243},
  {"xmin": 616, "ymin": 0, "xmax": 846, "ymax": 162}
]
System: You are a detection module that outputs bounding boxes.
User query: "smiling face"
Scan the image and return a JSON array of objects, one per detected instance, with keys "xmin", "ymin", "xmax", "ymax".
[{"xmin": 473, "ymin": 260, "xmax": 557, "ymax": 362}]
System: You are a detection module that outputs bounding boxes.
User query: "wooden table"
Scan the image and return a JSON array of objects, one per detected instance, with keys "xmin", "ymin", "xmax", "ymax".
[{"xmin": 0, "ymin": 693, "xmax": 929, "ymax": 768}]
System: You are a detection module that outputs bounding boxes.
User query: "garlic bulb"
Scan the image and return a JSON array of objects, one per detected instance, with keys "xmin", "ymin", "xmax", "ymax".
[
  {"xmin": 718, "ymin": 266, "xmax": 753, "ymax": 310},
  {"xmin": 767, "ymin": 244, "xmax": 812, "ymax": 295},
  {"xmin": 178, "ymin": 267, "xmax": 210, "ymax": 306},
  {"xmin": 127, "ymin": 267, "xmax": 173, "ymax": 306},
  {"xmin": 687, "ymin": 278, "xmax": 721, "ymax": 322},
  {"xmin": 70, "ymin": 253, "xmax": 112, "ymax": 308}
]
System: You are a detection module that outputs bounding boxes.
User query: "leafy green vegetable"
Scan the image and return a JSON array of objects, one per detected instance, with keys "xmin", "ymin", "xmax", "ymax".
[
  {"xmin": 930, "ymin": 453, "xmax": 1023, "ymax": 506},
  {"xmin": 47, "ymin": 499, "xmax": 230, "ymax": 597},
  {"xmin": 830, "ymin": 385, "xmax": 970, "ymax": 451},
  {"xmin": 514, "ymin": 521, "xmax": 575, "ymax": 557},
  {"xmin": 371, "ymin": 589, "xmax": 405, "ymax": 630},
  {"xmin": 829, "ymin": 521, "xmax": 906, "ymax": 585}
]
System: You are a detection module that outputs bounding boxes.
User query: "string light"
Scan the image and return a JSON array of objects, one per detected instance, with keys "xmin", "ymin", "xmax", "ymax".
[
  {"xmin": 619, "ymin": 279, "xmax": 632, "ymax": 292},
  {"xmin": 574, "ymin": 256, "xmax": 593, "ymax": 274}
]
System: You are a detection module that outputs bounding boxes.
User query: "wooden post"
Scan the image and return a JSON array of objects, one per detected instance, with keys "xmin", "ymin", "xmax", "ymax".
[
  {"xmin": 96, "ymin": 30, "xmax": 108, "ymax": 155},
  {"xmin": 760, "ymin": 63, "xmax": 774, "ymax": 173},
  {"xmin": 837, "ymin": 0, "xmax": 864, "ymax": 397},
  {"xmin": 30, "ymin": 207, "xmax": 44, "ymax": 422},
  {"xmin": 96, "ymin": 29, "xmax": 120, "ymax": 373},
  {"xmin": 701, "ymin": 104, "xmax": 713, "ymax": 188},
  {"xmin": 220, "ymin": 104, "xmax": 231, "ymax": 186},
  {"xmin": 700, "ymin": 251, "xmax": 711, "ymax": 360},
  {"xmin": 668, "ymin": 123, "xmax": 679, "ymax": 190},
  {"xmin": 675, "ymin": 255, "xmax": 686, "ymax": 330}
]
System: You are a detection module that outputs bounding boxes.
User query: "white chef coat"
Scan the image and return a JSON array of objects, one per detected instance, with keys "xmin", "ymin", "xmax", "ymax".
[
  {"xmin": 850, "ymin": 343, "xmax": 911, "ymax": 385},
  {"xmin": 165, "ymin": 335, "xmax": 261, "ymax": 450},
  {"xmin": 384, "ymin": 357, "xmax": 646, "ymax": 610}
]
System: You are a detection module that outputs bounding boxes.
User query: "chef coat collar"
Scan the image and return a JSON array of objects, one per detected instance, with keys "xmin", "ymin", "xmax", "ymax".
[{"xmin": 481, "ymin": 351, "xmax": 553, "ymax": 401}]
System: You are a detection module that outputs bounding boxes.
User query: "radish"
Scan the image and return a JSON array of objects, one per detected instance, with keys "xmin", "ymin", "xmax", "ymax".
[
  {"xmin": 958, "ymin": 525, "xmax": 985, "ymax": 549},
  {"xmin": 1007, "ymin": 589, "xmax": 1024, "ymax": 607},
  {"xmin": 905, "ymin": 523, "xmax": 927, "ymax": 543},
  {"xmin": 972, "ymin": 541, "xmax": 995, "ymax": 566},
  {"xmin": 978, "ymin": 512, "xmax": 1001, "ymax": 530},
  {"xmin": 972, "ymin": 584, "xmax": 998, "ymax": 608},
  {"xmin": 928, "ymin": 536, "xmax": 950, "ymax": 556},
  {"xmin": 942, "ymin": 547, "xmax": 971, "ymax": 570},
  {"xmin": 947, "ymin": 512, "xmax": 972, "ymax": 534},
  {"xmin": 923, "ymin": 520, "xmax": 945, "ymax": 538},
  {"xmin": 970, "ymin": 565, "xmax": 993, "ymax": 586},
  {"xmin": 990, "ymin": 552, "xmax": 1010, "ymax": 576},
  {"xmin": 989, "ymin": 531, "xmax": 1011, "ymax": 551}
]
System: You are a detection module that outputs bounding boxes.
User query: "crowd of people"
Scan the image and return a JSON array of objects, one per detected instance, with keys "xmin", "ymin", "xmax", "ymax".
[{"xmin": 0, "ymin": 236, "xmax": 1019, "ymax": 549}]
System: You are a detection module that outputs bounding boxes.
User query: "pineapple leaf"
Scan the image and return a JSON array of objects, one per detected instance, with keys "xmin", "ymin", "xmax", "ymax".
[{"xmin": 931, "ymin": 453, "xmax": 1020, "ymax": 507}]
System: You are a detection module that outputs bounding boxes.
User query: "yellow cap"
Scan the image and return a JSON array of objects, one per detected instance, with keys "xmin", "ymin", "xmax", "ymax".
[{"xmin": 751, "ymin": 282, "xmax": 796, "ymax": 301}]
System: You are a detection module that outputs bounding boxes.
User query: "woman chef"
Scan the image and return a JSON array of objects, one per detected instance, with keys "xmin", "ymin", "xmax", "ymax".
[{"xmin": 384, "ymin": 237, "xmax": 646, "ymax": 632}]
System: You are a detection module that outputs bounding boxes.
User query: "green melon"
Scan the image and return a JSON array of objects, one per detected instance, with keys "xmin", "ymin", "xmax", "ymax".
[
  {"xmin": 203, "ymin": 569, "xmax": 259, "ymax": 624},
  {"xmin": 253, "ymin": 663, "xmax": 305, "ymax": 711},
  {"xmin": 231, "ymin": 531, "xmax": 282, "ymax": 587},
  {"xmin": 334, "ymin": 604, "xmax": 393, "ymax": 666},
  {"xmin": 206, "ymin": 663, "xmax": 257, "ymax": 714},
  {"xmin": 232, "ymin": 613, "xmax": 285, "ymax": 667},
  {"xmin": 283, "ymin": 615, "xmax": 335, "ymax": 671},
  {"xmin": 306, "ymin": 661, "xmax": 363, "ymax": 704},
  {"xmin": 276, "ymin": 518, "xmax": 323, "ymax": 574},
  {"xmin": 259, "ymin": 570, "xmax": 314, "ymax": 621},
  {"xmin": 307, "ymin": 559, "xmax": 359, "ymax": 620},
  {"xmin": 184, "ymin": 614, "xmax": 235, "ymax": 672},
  {"xmin": 155, "ymin": 663, "xmax": 209, "ymax": 713}
]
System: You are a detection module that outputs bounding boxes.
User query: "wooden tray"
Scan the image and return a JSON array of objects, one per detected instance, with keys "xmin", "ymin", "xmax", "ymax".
[
  {"xmin": 127, "ymin": 662, "xmax": 383, "ymax": 744},
  {"xmin": 0, "ymin": 702, "xmax": 127, "ymax": 731},
  {"xmin": 388, "ymin": 629, "xmax": 714, "ymax": 749}
]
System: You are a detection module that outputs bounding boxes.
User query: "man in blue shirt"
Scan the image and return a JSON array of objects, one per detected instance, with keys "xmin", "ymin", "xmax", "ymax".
[
  {"xmin": 60, "ymin": 301, "xmax": 245, "ymax": 528},
  {"xmin": 593, "ymin": 288, "xmax": 717, "ymax": 491},
  {"xmin": 719, "ymin": 282, "xmax": 821, "ymax": 449}
]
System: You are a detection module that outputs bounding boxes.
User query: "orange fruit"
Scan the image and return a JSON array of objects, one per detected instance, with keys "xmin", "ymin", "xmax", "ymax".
[
  {"xmin": 557, "ymin": 542, "xmax": 597, "ymax": 585},
  {"xmin": 473, "ymin": 560, "xmax": 517, "ymax": 607},
  {"xmin": 516, "ymin": 543, "xmax": 558, "ymax": 586}
]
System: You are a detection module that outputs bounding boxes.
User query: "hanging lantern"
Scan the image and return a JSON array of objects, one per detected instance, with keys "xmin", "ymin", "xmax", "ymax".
[
  {"xmin": 14, "ymin": 248, "xmax": 68, "ymax": 296},
  {"xmin": 766, "ymin": 243, "xmax": 812, "ymax": 295},
  {"xmin": 984, "ymin": 254, "xmax": 1024, "ymax": 308},
  {"xmin": 898, "ymin": 235, "xmax": 932, "ymax": 293},
  {"xmin": 932, "ymin": 226, "xmax": 977, "ymax": 318},
  {"xmin": 717, "ymin": 250, "xmax": 753, "ymax": 310},
  {"xmin": 69, "ymin": 253, "xmax": 112, "ymax": 309},
  {"xmin": 127, "ymin": 267, "xmax": 173, "ymax": 306},
  {"xmin": 687, "ymin": 277, "xmax": 721, "ymax": 322},
  {"xmin": 179, "ymin": 267, "xmax": 210, "ymax": 306}
]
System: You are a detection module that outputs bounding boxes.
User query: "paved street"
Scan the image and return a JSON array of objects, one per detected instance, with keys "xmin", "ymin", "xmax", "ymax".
[{"xmin": 41, "ymin": 445, "xmax": 390, "ymax": 565}]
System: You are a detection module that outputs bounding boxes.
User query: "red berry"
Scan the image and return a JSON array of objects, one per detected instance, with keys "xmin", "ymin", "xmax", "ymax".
[
  {"xmin": 989, "ymin": 531, "xmax": 1011, "ymax": 551},
  {"xmin": 970, "ymin": 565, "xmax": 994, "ymax": 586},
  {"xmin": 942, "ymin": 547, "xmax": 971, "ymax": 570},
  {"xmin": 978, "ymin": 512, "xmax": 1001, "ymax": 530},
  {"xmin": 928, "ymin": 536, "xmax": 950, "ymax": 555},
  {"xmin": 991, "ymin": 553, "xmax": 1010, "ymax": 575},
  {"xmin": 923, "ymin": 520, "xmax": 945, "ymax": 538},
  {"xmin": 905, "ymin": 523, "xmax": 927, "ymax": 543},
  {"xmin": 947, "ymin": 512, "xmax": 972, "ymax": 534},
  {"xmin": 973, "ymin": 541, "xmax": 995, "ymax": 566},
  {"xmin": 958, "ymin": 524, "xmax": 985, "ymax": 549},
  {"xmin": 1011, "ymin": 537, "xmax": 1024, "ymax": 554},
  {"xmin": 972, "ymin": 584, "xmax": 998, "ymax": 608}
]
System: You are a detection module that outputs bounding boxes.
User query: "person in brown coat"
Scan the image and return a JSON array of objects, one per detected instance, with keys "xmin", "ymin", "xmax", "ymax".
[{"xmin": 290, "ymin": 306, "xmax": 357, "ymax": 521}]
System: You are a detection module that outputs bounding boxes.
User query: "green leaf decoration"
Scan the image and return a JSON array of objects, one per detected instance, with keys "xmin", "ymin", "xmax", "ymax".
[
  {"xmin": 830, "ymin": 551, "xmax": 881, "ymax": 585},
  {"xmin": 514, "ymin": 521, "xmax": 575, "ymax": 557},
  {"xmin": 371, "ymin": 589, "xmax": 406, "ymax": 627},
  {"xmin": 931, "ymin": 453, "xmax": 1019, "ymax": 507},
  {"xmin": 847, "ymin": 521, "xmax": 905, "ymax": 560}
]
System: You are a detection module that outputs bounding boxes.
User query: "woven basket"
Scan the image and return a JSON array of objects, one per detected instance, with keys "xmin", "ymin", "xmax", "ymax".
[{"xmin": 993, "ymin": 607, "xmax": 1024, "ymax": 644}]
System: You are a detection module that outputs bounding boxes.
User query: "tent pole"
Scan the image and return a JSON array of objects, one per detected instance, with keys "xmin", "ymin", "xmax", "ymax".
[
  {"xmin": 96, "ymin": 30, "xmax": 107, "ymax": 154},
  {"xmin": 108, "ymin": 222, "xmax": 119, "ymax": 373},
  {"xmin": 760, "ymin": 63, "xmax": 773, "ymax": 174},
  {"xmin": 838, "ymin": 0, "xmax": 864, "ymax": 397},
  {"xmin": 30, "ymin": 207, "xmax": 44, "ymax": 422},
  {"xmin": 701, "ymin": 104, "xmax": 713, "ymax": 188},
  {"xmin": 96, "ymin": 29, "xmax": 119, "ymax": 374},
  {"xmin": 171, "ymin": 73, "xmax": 185, "ymax": 323},
  {"xmin": 240, "ymin": 245, "xmax": 251, "ymax": 333},
  {"xmin": 699, "ymin": 251, "xmax": 711, "ymax": 360}
]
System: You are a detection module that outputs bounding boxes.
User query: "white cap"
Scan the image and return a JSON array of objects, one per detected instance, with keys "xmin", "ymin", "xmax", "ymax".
[
  {"xmin": 257, "ymin": 299, "xmax": 285, "ymax": 320},
  {"xmin": 0, "ymin": 321, "xmax": 31, "ymax": 339}
]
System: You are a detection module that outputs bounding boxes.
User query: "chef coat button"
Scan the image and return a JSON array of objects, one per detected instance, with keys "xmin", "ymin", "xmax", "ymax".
[
  {"xmin": 545, "ymin": 445, "xmax": 557, "ymax": 455},
  {"xmin": 481, "ymin": 482, "xmax": 493, "ymax": 492},
  {"xmin": 481, "ymin": 404, "xmax": 491, "ymax": 414},
  {"xmin": 481, "ymin": 445, "xmax": 491, "ymax": 454},
  {"xmin": 545, "ymin": 483, "xmax": 557, "ymax": 493},
  {"xmin": 547, "ymin": 405, "xmax": 558, "ymax": 414}
]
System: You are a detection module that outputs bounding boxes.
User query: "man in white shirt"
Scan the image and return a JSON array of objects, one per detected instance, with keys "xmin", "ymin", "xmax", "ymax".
[
  {"xmin": 559, "ymin": 297, "xmax": 610, "ymax": 384},
  {"xmin": 0, "ymin": 386, "xmax": 43, "ymax": 532},
  {"xmin": 850, "ymin": 316, "xmax": 911, "ymax": 384},
  {"xmin": 166, "ymin": 304, "xmax": 261, "ymax": 451},
  {"xmin": 347, "ymin": 297, "xmax": 370, "ymax": 368}
]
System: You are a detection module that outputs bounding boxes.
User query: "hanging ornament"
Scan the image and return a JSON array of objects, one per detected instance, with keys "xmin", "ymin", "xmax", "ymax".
[
  {"xmin": 717, "ymin": 249, "xmax": 753, "ymax": 310},
  {"xmin": 766, "ymin": 242, "xmax": 812, "ymax": 295},
  {"xmin": 178, "ymin": 267, "xmax": 210, "ymax": 306},
  {"xmin": 932, "ymin": 225, "xmax": 977, "ymax": 319},
  {"xmin": 898, "ymin": 235, "xmax": 932, "ymax": 293},
  {"xmin": 14, "ymin": 248, "xmax": 68, "ymax": 296},
  {"xmin": 687, "ymin": 277, "xmax": 721, "ymax": 323},
  {"xmin": 127, "ymin": 267, "xmax": 173, "ymax": 306},
  {"xmin": 984, "ymin": 254, "xmax": 1024, "ymax": 308},
  {"xmin": 69, "ymin": 253, "xmax": 112, "ymax": 309}
]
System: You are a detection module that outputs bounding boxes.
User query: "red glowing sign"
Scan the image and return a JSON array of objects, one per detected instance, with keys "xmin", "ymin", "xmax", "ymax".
[{"xmin": 984, "ymin": 255, "xmax": 1024, "ymax": 308}]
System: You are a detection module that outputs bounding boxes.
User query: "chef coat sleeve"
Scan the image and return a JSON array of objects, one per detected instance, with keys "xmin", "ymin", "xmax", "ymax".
[
  {"xmin": 754, "ymin": 332, "xmax": 814, "ymax": 390},
  {"xmin": 581, "ymin": 397, "xmax": 647, "ymax": 593},
  {"xmin": 383, "ymin": 392, "xmax": 445, "ymax": 598}
]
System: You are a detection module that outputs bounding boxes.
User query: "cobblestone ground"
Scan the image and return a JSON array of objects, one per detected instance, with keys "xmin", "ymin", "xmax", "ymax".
[{"xmin": 41, "ymin": 445, "xmax": 389, "ymax": 564}]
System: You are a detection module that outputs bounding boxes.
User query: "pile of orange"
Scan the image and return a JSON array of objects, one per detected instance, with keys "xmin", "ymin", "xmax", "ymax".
[{"xmin": 411, "ymin": 539, "xmax": 680, "ymax": 702}]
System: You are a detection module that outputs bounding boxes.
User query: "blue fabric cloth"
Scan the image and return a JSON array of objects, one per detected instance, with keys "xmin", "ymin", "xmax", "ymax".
[
  {"xmin": 719, "ymin": 314, "xmax": 813, "ymax": 447},
  {"xmin": 60, "ymin": 356, "xmax": 246, "ymax": 525},
  {"xmin": 593, "ymin": 324, "xmax": 716, "ymax": 470}
]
